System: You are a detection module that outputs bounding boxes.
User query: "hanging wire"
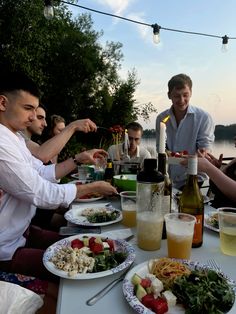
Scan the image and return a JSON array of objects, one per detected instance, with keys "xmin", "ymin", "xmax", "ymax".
[{"xmin": 46, "ymin": 1, "xmax": 236, "ymax": 42}]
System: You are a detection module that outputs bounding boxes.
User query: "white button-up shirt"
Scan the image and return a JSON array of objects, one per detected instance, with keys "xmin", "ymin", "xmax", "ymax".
[{"xmin": 0, "ymin": 124, "xmax": 76, "ymax": 260}]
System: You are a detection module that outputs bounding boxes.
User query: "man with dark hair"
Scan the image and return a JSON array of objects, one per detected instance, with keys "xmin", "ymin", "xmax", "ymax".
[
  {"xmin": 107, "ymin": 121, "xmax": 151, "ymax": 166},
  {"xmin": 156, "ymin": 73, "xmax": 215, "ymax": 189},
  {"xmin": 0, "ymin": 70, "xmax": 117, "ymax": 281}
]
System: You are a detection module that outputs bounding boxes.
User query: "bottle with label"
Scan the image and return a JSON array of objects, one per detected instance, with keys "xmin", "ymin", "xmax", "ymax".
[
  {"xmin": 179, "ymin": 155, "xmax": 204, "ymax": 248},
  {"xmin": 136, "ymin": 158, "xmax": 164, "ymax": 251},
  {"xmin": 158, "ymin": 152, "xmax": 172, "ymax": 239},
  {"xmin": 104, "ymin": 159, "xmax": 114, "ymax": 184}
]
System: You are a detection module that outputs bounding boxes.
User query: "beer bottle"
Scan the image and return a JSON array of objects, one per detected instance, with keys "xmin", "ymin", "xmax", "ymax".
[
  {"xmin": 179, "ymin": 155, "xmax": 204, "ymax": 248},
  {"xmin": 104, "ymin": 159, "xmax": 114, "ymax": 184},
  {"xmin": 158, "ymin": 152, "xmax": 172, "ymax": 239}
]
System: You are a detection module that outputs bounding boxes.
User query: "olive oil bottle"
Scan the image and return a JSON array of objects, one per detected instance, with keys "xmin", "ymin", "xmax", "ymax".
[
  {"xmin": 158, "ymin": 152, "xmax": 172, "ymax": 239},
  {"xmin": 179, "ymin": 156, "xmax": 204, "ymax": 248}
]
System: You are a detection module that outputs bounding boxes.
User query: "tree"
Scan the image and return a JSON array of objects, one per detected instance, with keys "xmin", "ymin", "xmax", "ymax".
[{"xmin": 0, "ymin": 0, "xmax": 156, "ymax": 147}]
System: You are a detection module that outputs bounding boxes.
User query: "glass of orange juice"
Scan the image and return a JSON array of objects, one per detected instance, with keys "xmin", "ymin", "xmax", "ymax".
[
  {"xmin": 164, "ymin": 213, "xmax": 196, "ymax": 259},
  {"xmin": 120, "ymin": 191, "xmax": 137, "ymax": 227}
]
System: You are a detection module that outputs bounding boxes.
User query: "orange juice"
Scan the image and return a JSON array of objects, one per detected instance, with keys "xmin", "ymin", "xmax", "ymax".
[
  {"xmin": 167, "ymin": 231, "xmax": 193, "ymax": 259},
  {"xmin": 122, "ymin": 206, "xmax": 136, "ymax": 227},
  {"xmin": 137, "ymin": 212, "xmax": 163, "ymax": 250}
]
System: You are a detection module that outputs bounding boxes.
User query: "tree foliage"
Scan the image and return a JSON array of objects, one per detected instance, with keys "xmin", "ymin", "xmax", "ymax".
[{"xmin": 0, "ymin": 0, "xmax": 157, "ymax": 148}]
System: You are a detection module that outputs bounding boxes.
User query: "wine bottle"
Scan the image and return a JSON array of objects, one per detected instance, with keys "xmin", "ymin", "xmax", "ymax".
[
  {"xmin": 158, "ymin": 152, "xmax": 172, "ymax": 239},
  {"xmin": 179, "ymin": 155, "xmax": 204, "ymax": 248},
  {"xmin": 104, "ymin": 159, "xmax": 114, "ymax": 184}
]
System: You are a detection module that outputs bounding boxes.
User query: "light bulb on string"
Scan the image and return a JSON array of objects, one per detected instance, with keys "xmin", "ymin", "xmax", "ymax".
[
  {"xmin": 221, "ymin": 35, "xmax": 228, "ymax": 53},
  {"xmin": 44, "ymin": 0, "xmax": 54, "ymax": 20},
  {"xmin": 152, "ymin": 23, "xmax": 160, "ymax": 44}
]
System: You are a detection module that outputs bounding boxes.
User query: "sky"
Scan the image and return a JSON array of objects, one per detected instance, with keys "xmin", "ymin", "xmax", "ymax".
[{"xmin": 68, "ymin": 0, "xmax": 236, "ymax": 130}]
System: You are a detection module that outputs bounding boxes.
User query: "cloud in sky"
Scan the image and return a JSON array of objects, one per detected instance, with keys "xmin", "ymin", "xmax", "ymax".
[{"xmin": 96, "ymin": 0, "xmax": 133, "ymax": 15}]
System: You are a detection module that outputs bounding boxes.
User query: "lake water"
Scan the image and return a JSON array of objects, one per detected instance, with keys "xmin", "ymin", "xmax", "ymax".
[{"xmin": 142, "ymin": 138, "xmax": 235, "ymax": 159}]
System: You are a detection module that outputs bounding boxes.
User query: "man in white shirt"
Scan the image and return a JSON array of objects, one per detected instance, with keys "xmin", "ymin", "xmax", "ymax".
[
  {"xmin": 0, "ymin": 70, "xmax": 117, "ymax": 281},
  {"xmin": 107, "ymin": 122, "xmax": 151, "ymax": 168},
  {"xmin": 156, "ymin": 74, "xmax": 215, "ymax": 189}
]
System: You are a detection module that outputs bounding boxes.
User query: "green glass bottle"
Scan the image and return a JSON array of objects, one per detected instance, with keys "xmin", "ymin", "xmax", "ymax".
[{"xmin": 179, "ymin": 156, "xmax": 204, "ymax": 248}]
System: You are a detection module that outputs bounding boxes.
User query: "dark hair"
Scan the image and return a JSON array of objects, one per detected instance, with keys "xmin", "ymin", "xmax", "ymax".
[
  {"xmin": 168, "ymin": 73, "xmax": 192, "ymax": 94},
  {"xmin": 0, "ymin": 70, "xmax": 40, "ymax": 98},
  {"xmin": 38, "ymin": 103, "xmax": 47, "ymax": 112},
  {"xmin": 126, "ymin": 121, "xmax": 143, "ymax": 133}
]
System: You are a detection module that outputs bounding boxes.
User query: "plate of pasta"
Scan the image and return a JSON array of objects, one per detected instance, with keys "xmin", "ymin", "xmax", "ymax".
[{"xmin": 123, "ymin": 257, "xmax": 236, "ymax": 314}]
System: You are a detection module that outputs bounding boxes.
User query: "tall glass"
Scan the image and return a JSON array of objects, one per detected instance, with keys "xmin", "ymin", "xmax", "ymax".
[
  {"xmin": 165, "ymin": 213, "xmax": 196, "ymax": 259},
  {"xmin": 218, "ymin": 207, "xmax": 236, "ymax": 256},
  {"xmin": 120, "ymin": 191, "xmax": 137, "ymax": 227}
]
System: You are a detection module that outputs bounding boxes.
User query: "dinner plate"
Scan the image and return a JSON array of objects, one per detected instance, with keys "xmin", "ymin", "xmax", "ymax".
[
  {"xmin": 123, "ymin": 259, "xmax": 236, "ymax": 314},
  {"xmin": 204, "ymin": 211, "xmax": 219, "ymax": 232},
  {"xmin": 43, "ymin": 234, "xmax": 135, "ymax": 280},
  {"xmin": 71, "ymin": 173, "xmax": 92, "ymax": 180},
  {"xmin": 75, "ymin": 196, "xmax": 103, "ymax": 203},
  {"xmin": 65, "ymin": 203, "xmax": 122, "ymax": 226}
]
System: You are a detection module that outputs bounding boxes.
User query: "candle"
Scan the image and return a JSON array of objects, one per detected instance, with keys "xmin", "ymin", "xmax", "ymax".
[{"xmin": 159, "ymin": 122, "xmax": 166, "ymax": 153}]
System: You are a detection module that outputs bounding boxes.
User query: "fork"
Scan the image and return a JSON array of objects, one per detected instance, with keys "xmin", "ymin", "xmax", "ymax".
[
  {"xmin": 207, "ymin": 259, "xmax": 221, "ymax": 272},
  {"xmin": 86, "ymin": 263, "xmax": 134, "ymax": 306}
]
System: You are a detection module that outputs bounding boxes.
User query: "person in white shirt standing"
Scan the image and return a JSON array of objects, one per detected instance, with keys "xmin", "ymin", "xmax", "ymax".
[{"xmin": 0, "ymin": 70, "xmax": 117, "ymax": 281}]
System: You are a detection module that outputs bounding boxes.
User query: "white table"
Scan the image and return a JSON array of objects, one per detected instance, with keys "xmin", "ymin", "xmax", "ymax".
[{"xmin": 56, "ymin": 203, "xmax": 236, "ymax": 314}]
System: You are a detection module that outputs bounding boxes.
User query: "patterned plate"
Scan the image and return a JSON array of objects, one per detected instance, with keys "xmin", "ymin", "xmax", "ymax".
[
  {"xmin": 123, "ymin": 259, "xmax": 236, "ymax": 313},
  {"xmin": 43, "ymin": 234, "xmax": 135, "ymax": 280}
]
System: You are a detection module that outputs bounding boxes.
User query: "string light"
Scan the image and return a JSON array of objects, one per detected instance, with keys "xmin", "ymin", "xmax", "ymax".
[
  {"xmin": 44, "ymin": 0, "xmax": 54, "ymax": 20},
  {"xmin": 43, "ymin": 1, "xmax": 236, "ymax": 50},
  {"xmin": 152, "ymin": 24, "xmax": 160, "ymax": 44},
  {"xmin": 221, "ymin": 35, "xmax": 228, "ymax": 53}
]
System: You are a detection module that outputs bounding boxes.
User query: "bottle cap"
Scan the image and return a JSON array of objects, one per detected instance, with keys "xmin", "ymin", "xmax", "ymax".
[{"xmin": 143, "ymin": 158, "xmax": 157, "ymax": 170}]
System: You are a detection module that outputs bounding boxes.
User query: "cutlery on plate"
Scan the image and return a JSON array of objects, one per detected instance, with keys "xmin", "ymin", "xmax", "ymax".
[{"xmin": 86, "ymin": 263, "xmax": 134, "ymax": 306}]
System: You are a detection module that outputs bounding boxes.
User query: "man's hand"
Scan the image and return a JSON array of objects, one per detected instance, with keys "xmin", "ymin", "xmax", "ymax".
[
  {"xmin": 70, "ymin": 119, "xmax": 97, "ymax": 133},
  {"xmin": 76, "ymin": 181, "xmax": 117, "ymax": 198},
  {"xmin": 75, "ymin": 149, "xmax": 108, "ymax": 165}
]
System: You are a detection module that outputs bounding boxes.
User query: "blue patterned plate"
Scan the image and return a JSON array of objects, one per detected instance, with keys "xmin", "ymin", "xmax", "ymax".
[
  {"xmin": 43, "ymin": 234, "xmax": 135, "ymax": 280},
  {"xmin": 123, "ymin": 259, "xmax": 236, "ymax": 313}
]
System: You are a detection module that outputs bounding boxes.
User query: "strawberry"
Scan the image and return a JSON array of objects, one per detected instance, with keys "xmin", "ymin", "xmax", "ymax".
[
  {"xmin": 182, "ymin": 150, "xmax": 188, "ymax": 155},
  {"xmin": 106, "ymin": 239, "xmax": 114, "ymax": 251},
  {"xmin": 140, "ymin": 278, "xmax": 152, "ymax": 288},
  {"xmin": 71, "ymin": 238, "xmax": 84, "ymax": 249},
  {"xmin": 90, "ymin": 242, "xmax": 103, "ymax": 254},
  {"xmin": 174, "ymin": 152, "xmax": 181, "ymax": 157},
  {"xmin": 150, "ymin": 297, "xmax": 168, "ymax": 314},
  {"xmin": 142, "ymin": 294, "xmax": 155, "ymax": 309},
  {"xmin": 89, "ymin": 237, "xmax": 96, "ymax": 246},
  {"xmin": 171, "ymin": 151, "xmax": 176, "ymax": 157}
]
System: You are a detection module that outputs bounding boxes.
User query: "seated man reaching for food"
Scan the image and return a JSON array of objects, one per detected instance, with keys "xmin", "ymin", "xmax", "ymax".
[{"xmin": 107, "ymin": 122, "xmax": 151, "ymax": 169}]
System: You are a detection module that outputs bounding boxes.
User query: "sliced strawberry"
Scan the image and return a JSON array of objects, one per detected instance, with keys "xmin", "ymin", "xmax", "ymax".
[
  {"xmin": 174, "ymin": 152, "xmax": 181, "ymax": 157},
  {"xmin": 182, "ymin": 150, "xmax": 188, "ymax": 155},
  {"xmin": 89, "ymin": 237, "xmax": 96, "ymax": 246},
  {"xmin": 170, "ymin": 151, "xmax": 176, "ymax": 157},
  {"xmin": 90, "ymin": 242, "xmax": 103, "ymax": 254},
  {"xmin": 106, "ymin": 239, "xmax": 114, "ymax": 251},
  {"xmin": 141, "ymin": 294, "xmax": 155, "ymax": 309},
  {"xmin": 140, "ymin": 278, "xmax": 152, "ymax": 288},
  {"xmin": 71, "ymin": 238, "xmax": 84, "ymax": 249},
  {"xmin": 150, "ymin": 297, "xmax": 168, "ymax": 314}
]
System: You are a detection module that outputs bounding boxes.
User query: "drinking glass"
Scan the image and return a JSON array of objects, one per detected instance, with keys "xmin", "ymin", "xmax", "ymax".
[
  {"xmin": 218, "ymin": 207, "xmax": 236, "ymax": 256},
  {"xmin": 77, "ymin": 165, "xmax": 88, "ymax": 181},
  {"xmin": 120, "ymin": 191, "xmax": 137, "ymax": 227},
  {"xmin": 164, "ymin": 213, "xmax": 196, "ymax": 259}
]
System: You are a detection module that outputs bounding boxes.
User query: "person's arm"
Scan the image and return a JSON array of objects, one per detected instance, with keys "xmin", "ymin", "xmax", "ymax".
[
  {"xmin": 197, "ymin": 157, "xmax": 236, "ymax": 202},
  {"xmin": 27, "ymin": 119, "xmax": 97, "ymax": 163},
  {"xmin": 54, "ymin": 149, "xmax": 107, "ymax": 179}
]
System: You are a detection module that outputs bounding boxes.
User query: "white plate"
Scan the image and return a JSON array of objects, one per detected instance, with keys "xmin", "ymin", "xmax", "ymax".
[
  {"xmin": 204, "ymin": 211, "xmax": 219, "ymax": 232},
  {"xmin": 65, "ymin": 203, "xmax": 122, "ymax": 226},
  {"xmin": 71, "ymin": 173, "xmax": 92, "ymax": 180},
  {"xmin": 123, "ymin": 259, "xmax": 236, "ymax": 314},
  {"xmin": 74, "ymin": 195, "xmax": 104, "ymax": 203},
  {"xmin": 168, "ymin": 157, "xmax": 186, "ymax": 165},
  {"xmin": 43, "ymin": 234, "xmax": 135, "ymax": 280},
  {"xmin": 69, "ymin": 179, "xmax": 93, "ymax": 184}
]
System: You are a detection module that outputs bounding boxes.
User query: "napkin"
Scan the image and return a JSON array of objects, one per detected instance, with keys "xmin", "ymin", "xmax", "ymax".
[
  {"xmin": 0, "ymin": 281, "xmax": 44, "ymax": 314},
  {"xmin": 101, "ymin": 228, "xmax": 133, "ymax": 241}
]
